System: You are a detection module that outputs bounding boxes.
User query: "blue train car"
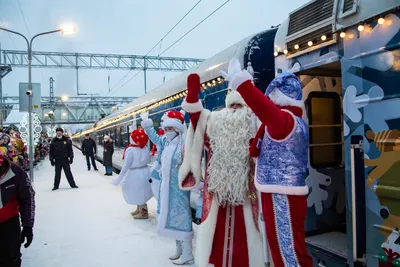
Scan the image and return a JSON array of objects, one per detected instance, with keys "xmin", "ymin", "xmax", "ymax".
[{"xmin": 273, "ymin": 0, "xmax": 400, "ymax": 266}]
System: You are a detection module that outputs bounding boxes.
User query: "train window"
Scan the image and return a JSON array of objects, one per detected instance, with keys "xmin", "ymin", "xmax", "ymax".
[
  {"xmin": 306, "ymin": 91, "xmax": 342, "ymax": 168},
  {"xmin": 110, "ymin": 128, "xmax": 116, "ymax": 143},
  {"xmin": 121, "ymin": 126, "xmax": 127, "ymax": 147}
]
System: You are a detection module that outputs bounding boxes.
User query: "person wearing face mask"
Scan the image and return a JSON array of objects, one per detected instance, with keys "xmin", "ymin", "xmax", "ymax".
[
  {"xmin": 112, "ymin": 130, "xmax": 152, "ymax": 219},
  {"xmin": 49, "ymin": 128, "xmax": 78, "ymax": 191},
  {"xmin": 141, "ymin": 110, "xmax": 194, "ymax": 265}
]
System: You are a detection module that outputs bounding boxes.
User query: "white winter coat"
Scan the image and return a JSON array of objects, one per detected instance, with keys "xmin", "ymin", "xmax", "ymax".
[{"xmin": 113, "ymin": 146, "xmax": 152, "ymax": 205}]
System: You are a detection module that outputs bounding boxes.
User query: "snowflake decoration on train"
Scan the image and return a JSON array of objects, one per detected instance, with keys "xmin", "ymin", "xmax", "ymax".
[{"xmin": 305, "ymin": 167, "xmax": 332, "ymax": 215}]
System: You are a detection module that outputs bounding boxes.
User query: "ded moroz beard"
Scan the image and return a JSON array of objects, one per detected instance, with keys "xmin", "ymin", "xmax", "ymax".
[{"xmin": 206, "ymin": 107, "xmax": 254, "ymax": 206}]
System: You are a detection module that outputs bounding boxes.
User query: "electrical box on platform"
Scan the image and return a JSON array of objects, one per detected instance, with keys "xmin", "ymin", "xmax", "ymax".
[{"xmin": 19, "ymin": 83, "xmax": 41, "ymax": 112}]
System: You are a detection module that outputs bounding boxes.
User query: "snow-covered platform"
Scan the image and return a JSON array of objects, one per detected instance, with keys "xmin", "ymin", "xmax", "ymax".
[{"xmin": 22, "ymin": 147, "xmax": 196, "ymax": 267}]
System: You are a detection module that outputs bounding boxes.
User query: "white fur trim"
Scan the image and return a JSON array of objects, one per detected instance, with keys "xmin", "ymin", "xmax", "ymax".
[
  {"xmin": 129, "ymin": 136, "xmax": 134, "ymax": 144},
  {"xmin": 163, "ymin": 118, "xmax": 184, "ymax": 133},
  {"xmin": 161, "ymin": 114, "xmax": 169, "ymax": 122},
  {"xmin": 179, "ymin": 121, "xmax": 194, "ymax": 189},
  {"xmin": 195, "ymin": 198, "xmax": 219, "ymax": 267},
  {"xmin": 265, "ymin": 109, "xmax": 297, "ymax": 142},
  {"xmin": 158, "ymin": 138, "xmax": 193, "ymax": 241},
  {"xmin": 178, "ymin": 109, "xmax": 211, "ymax": 190},
  {"xmin": 195, "ymin": 199, "xmax": 264, "ymax": 267},
  {"xmin": 141, "ymin": 119, "xmax": 153, "ymax": 128},
  {"xmin": 182, "ymin": 98, "xmax": 203, "ymax": 113},
  {"xmin": 225, "ymin": 91, "xmax": 246, "ymax": 108},
  {"xmin": 255, "ymin": 181, "xmax": 309, "ymax": 195},
  {"xmin": 268, "ymin": 88, "xmax": 305, "ymax": 109},
  {"xmin": 230, "ymin": 70, "xmax": 253, "ymax": 91},
  {"xmin": 243, "ymin": 200, "xmax": 265, "ymax": 267},
  {"xmin": 180, "ymin": 109, "xmax": 210, "ymax": 187}
]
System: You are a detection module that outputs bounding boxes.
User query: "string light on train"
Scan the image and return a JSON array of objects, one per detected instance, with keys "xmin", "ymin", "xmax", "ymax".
[{"xmin": 275, "ymin": 12, "xmax": 395, "ymax": 57}]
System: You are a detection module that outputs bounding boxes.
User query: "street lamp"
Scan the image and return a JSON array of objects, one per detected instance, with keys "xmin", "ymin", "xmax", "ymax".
[
  {"xmin": 61, "ymin": 95, "xmax": 69, "ymax": 102},
  {"xmin": 47, "ymin": 110, "xmax": 56, "ymax": 138},
  {"xmin": 0, "ymin": 25, "xmax": 76, "ymax": 182}
]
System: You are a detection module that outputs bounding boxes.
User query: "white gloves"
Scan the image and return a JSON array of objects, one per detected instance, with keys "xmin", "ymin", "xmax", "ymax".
[
  {"xmin": 112, "ymin": 175, "xmax": 123, "ymax": 186},
  {"xmin": 220, "ymin": 58, "xmax": 242, "ymax": 82},
  {"xmin": 220, "ymin": 58, "xmax": 253, "ymax": 91},
  {"xmin": 140, "ymin": 111, "xmax": 149, "ymax": 121}
]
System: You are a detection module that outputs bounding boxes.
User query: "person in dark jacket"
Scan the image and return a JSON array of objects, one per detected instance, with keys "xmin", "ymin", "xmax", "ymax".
[
  {"xmin": 49, "ymin": 128, "xmax": 78, "ymax": 191},
  {"xmin": 81, "ymin": 134, "xmax": 98, "ymax": 171},
  {"xmin": 0, "ymin": 153, "xmax": 35, "ymax": 267},
  {"xmin": 103, "ymin": 135, "xmax": 114, "ymax": 176}
]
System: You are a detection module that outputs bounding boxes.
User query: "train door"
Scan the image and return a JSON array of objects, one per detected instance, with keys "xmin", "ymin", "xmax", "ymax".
[
  {"xmin": 339, "ymin": 12, "xmax": 400, "ymax": 267},
  {"xmin": 294, "ymin": 64, "xmax": 356, "ymax": 267}
]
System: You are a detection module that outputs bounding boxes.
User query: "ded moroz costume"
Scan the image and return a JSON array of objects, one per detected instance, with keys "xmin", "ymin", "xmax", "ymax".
[
  {"xmin": 179, "ymin": 73, "xmax": 264, "ymax": 267},
  {"xmin": 221, "ymin": 58, "xmax": 313, "ymax": 267}
]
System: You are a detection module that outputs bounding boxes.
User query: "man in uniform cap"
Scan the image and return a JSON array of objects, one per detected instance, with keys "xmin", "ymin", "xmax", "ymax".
[{"xmin": 49, "ymin": 128, "xmax": 78, "ymax": 191}]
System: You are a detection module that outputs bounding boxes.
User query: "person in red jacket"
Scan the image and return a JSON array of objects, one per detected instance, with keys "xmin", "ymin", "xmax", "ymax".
[
  {"xmin": 0, "ymin": 152, "xmax": 35, "ymax": 267},
  {"xmin": 221, "ymin": 58, "xmax": 313, "ymax": 267}
]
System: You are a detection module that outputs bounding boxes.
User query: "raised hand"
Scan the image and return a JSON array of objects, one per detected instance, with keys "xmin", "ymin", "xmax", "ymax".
[
  {"xmin": 220, "ymin": 58, "xmax": 253, "ymax": 91},
  {"xmin": 186, "ymin": 73, "xmax": 201, "ymax": 103},
  {"xmin": 220, "ymin": 58, "xmax": 242, "ymax": 82},
  {"xmin": 140, "ymin": 111, "xmax": 149, "ymax": 121}
]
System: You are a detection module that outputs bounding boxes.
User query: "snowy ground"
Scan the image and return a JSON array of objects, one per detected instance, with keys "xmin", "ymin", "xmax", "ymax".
[{"xmin": 22, "ymin": 147, "xmax": 197, "ymax": 267}]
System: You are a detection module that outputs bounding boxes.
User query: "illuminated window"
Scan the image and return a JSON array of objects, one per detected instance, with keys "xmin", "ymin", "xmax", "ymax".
[{"xmin": 306, "ymin": 91, "xmax": 343, "ymax": 168}]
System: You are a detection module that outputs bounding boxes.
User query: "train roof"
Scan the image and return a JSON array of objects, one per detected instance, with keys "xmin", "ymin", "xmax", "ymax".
[{"xmin": 95, "ymin": 29, "xmax": 274, "ymax": 129}]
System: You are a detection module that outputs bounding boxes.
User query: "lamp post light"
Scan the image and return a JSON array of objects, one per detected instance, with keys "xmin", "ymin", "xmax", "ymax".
[
  {"xmin": 0, "ymin": 25, "xmax": 76, "ymax": 182},
  {"xmin": 47, "ymin": 110, "xmax": 55, "ymax": 138}
]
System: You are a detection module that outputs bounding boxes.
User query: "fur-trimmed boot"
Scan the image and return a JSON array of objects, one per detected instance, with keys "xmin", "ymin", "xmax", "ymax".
[
  {"xmin": 130, "ymin": 206, "xmax": 140, "ymax": 216},
  {"xmin": 133, "ymin": 204, "xmax": 148, "ymax": 220},
  {"xmin": 172, "ymin": 240, "xmax": 194, "ymax": 265},
  {"xmin": 169, "ymin": 240, "xmax": 182, "ymax": 260}
]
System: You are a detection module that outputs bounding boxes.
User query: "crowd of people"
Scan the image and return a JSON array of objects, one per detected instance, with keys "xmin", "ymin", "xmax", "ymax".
[
  {"xmin": 110, "ymin": 58, "xmax": 312, "ymax": 267},
  {"xmin": 1, "ymin": 58, "xmax": 312, "ymax": 267},
  {"xmin": 0, "ymin": 128, "xmax": 50, "ymax": 172}
]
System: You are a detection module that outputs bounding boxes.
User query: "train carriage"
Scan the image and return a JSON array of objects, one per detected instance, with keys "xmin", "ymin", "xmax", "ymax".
[
  {"xmin": 71, "ymin": 0, "xmax": 400, "ymax": 265},
  {"xmin": 273, "ymin": 0, "xmax": 400, "ymax": 266}
]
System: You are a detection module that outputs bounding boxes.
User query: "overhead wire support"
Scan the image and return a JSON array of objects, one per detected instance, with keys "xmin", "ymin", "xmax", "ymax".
[{"xmin": 1, "ymin": 50, "xmax": 204, "ymax": 71}]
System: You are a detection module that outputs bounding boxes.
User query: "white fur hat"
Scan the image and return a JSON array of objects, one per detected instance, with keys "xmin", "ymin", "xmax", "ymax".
[
  {"xmin": 162, "ymin": 110, "xmax": 185, "ymax": 133},
  {"xmin": 225, "ymin": 90, "xmax": 246, "ymax": 108}
]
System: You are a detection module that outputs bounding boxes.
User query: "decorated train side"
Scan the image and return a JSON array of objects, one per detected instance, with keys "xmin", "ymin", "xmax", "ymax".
[
  {"xmin": 72, "ymin": 0, "xmax": 400, "ymax": 265},
  {"xmin": 272, "ymin": 0, "xmax": 399, "ymax": 266}
]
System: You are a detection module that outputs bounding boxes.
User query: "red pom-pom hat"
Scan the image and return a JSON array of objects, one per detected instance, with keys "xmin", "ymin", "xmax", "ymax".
[
  {"xmin": 162, "ymin": 110, "xmax": 185, "ymax": 133},
  {"xmin": 129, "ymin": 129, "xmax": 149, "ymax": 148}
]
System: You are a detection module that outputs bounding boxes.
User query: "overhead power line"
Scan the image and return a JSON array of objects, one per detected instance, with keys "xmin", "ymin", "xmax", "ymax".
[
  {"xmin": 145, "ymin": 0, "xmax": 203, "ymax": 57},
  {"xmin": 16, "ymin": 0, "xmax": 31, "ymax": 39},
  {"xmin": 108, "ymin": 0, "xmax": 202, "ymax": 95},
  {"xmin": 108, "ymin": 70, "xmax": 142, "ymax": 96},
  {"xmin": 159, "ymin": 0, "xmax": 231, "ymax": 56}
]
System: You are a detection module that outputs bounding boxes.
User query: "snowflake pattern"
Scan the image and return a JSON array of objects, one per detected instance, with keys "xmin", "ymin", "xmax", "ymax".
[{"xmin": 306, "ymin": 168, "xmax": 332, "ymax": 215}]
